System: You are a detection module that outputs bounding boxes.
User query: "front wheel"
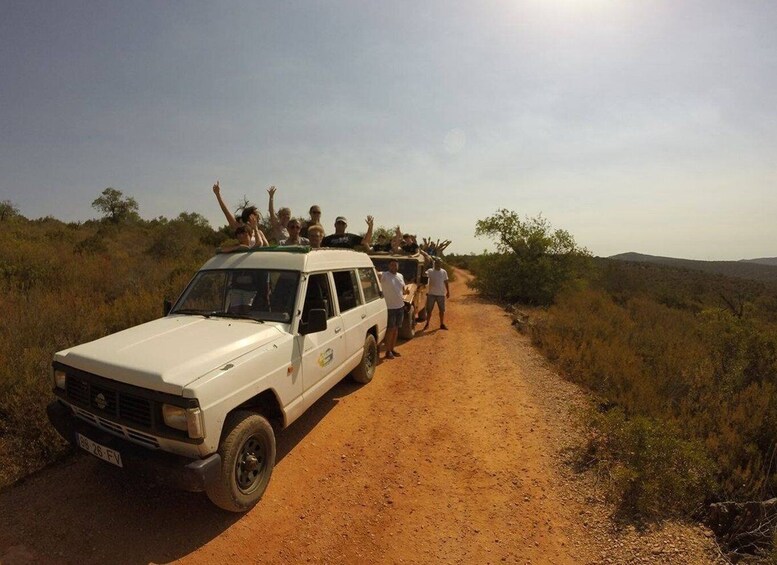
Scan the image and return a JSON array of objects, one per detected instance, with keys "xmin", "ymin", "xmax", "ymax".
[
  {"xmin": 206, "ymin": 410, "xmax": 276, "ymax": 512},
  {"xmin": 351, "ymin": 334, "xmax": 378, "ymax": 384}
]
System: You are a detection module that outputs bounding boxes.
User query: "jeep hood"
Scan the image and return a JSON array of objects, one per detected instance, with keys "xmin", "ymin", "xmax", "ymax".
[{"xmin": 55, "ymin": 316, "xmax": 284, "ymax": 395}]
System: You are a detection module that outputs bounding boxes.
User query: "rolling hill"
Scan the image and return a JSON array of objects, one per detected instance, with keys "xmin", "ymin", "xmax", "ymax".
[{"xmin": 608, "ymin": 252, "xmax": 777, "ymax": 285}]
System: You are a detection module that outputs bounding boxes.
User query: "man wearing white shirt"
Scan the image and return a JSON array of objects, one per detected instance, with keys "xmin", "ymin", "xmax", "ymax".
[
  {"xmin": 379, "ymin": 259, "xmax": 408, "ymax": 359},
  {"xmin": 423, "ymin": 258, "xmax": 450, "ymax": 331}
]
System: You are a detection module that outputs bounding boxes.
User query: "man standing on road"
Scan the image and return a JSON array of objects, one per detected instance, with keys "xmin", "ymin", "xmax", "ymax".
[
  {"xmin": 423, "ymin": 258, "xmax": 450, "ymax": 331},
  {"xmin": 380, "ymin": 259, "xmax": 408, "ymax": 359}
]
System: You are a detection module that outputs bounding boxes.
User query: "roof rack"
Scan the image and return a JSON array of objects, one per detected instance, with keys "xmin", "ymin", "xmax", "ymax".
[{"xmin": 216, "ymin": 245, "xmax": 312, "ymax": 255}]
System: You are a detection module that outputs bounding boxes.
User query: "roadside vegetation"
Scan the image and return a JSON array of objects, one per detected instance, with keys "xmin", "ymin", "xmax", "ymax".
[
  {"xmin": 450, "ymin": 209, "xmax": 777, "ymax": 558},
  {"xmin": 0, "ymin": 191, "xmax": 451, "ymax": 489},
  {"xmin": 0, "ymin": 193, "xmax": 221, "ymax": 487}
]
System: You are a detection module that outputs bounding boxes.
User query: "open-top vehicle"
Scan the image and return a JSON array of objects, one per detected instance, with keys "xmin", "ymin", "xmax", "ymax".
[
  {"xmin": 368, "ymin": 251, "xmax": 429, "ymax": 339},
  {"xmin": 47, "ymin": 247, "xmax": 387, "ymax": 512}
]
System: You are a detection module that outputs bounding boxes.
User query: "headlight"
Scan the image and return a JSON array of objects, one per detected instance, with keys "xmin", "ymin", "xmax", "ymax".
[
  {"xmin": 53, "ymin": 369, "xmax": 67, "ymax": 390},
  {"xmin": 162, "ymin": 404, "xmax": 205, "ymax": 439}
]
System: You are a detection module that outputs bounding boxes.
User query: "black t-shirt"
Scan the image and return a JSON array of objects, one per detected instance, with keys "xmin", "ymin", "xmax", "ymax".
[
  {"xmin": 372, "ymin": 242, "xmax": 392, "ymax": 252},
  {"xmin": 401, "ymin": 242, "xmax": 419, "ymax": 254},
  {"xmin": 322, "ymin": 233, "xmax": 363, "ymax": 249}
]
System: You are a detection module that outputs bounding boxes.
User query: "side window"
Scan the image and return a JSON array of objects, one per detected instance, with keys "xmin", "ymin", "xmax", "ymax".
[
  {"xmin": 358, "ymin": 268, "xmax": 380, "ymax": 303},
  {"xmin": 301, "ymin": 273, "xmax": 334, "ymax": 323},
  {"xmin": 332, "ymin": 270, "xmax": 363, "ymax": 313}
]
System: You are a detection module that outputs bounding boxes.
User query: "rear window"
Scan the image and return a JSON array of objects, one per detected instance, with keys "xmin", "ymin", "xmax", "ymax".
[
  {"xmin": 358, "ymin": 268, "xmax": 381, "ymax": 302},
  {"xmin": 370, "ymin": 258, "xmax": 419, "ymax": 283}
]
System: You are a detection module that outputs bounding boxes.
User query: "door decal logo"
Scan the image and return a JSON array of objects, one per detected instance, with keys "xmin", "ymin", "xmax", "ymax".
[{"xmin": 318, "ymin": 348, "xmax": 334, "ymax": 368}]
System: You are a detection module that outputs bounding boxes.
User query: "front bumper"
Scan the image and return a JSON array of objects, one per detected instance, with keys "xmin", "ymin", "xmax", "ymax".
[{"xmin": 47, "ymin": 400, "xmax": 221, "ymax": 492}]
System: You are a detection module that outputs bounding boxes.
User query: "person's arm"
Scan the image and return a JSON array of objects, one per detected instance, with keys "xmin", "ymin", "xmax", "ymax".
[
  {"xmin": 444, "ymin": 278, "xmax": 450, "ymax": 298},
  {"xmin": 267, "ymin": 186, "xmax": 280, "ymax": 229},
  {"xmin": 391, "ymin": 226, "xmax": 402, "ymax": 253},
  {"xmin": 256, "ymin": 227, "xmax": 269, "ymax": 246},
  {"xmin": 360, "ymin": 215, "xmax": 374, "ymax": 248},
  {"xmin": 213, "ymin": 181, "xmax": 239, "ymax": 230},
  {"xmin": 218, "ymin": 243, "xmax": 250, "ymax": 253}
]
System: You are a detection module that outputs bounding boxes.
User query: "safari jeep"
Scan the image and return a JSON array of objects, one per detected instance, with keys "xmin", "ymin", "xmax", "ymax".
[
  {"xmin": 47, "ymin": 247, "xmax": 387, "ymax": 512},
  {"xmin": 368, "ymin": 251, "xmax": 429, "ymax": 339}
]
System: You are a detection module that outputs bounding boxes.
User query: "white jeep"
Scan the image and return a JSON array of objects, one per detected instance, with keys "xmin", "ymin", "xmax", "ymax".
[{"xmin": 47, "ymin": 247, "xmax": 387, "ymax": 512}]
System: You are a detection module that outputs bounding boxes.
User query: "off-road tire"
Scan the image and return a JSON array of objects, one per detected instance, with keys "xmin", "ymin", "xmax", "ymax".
[
  {"xmin": 206, "ymin": 410, "xmax": 276, "ymax": 512},
  {"xmin": 399, "ymin": 305, "xmax": 416, "ymax": 340},
  {"xmin": 351, "ymin": 334, "xmax": 378, "ymax": 384}
]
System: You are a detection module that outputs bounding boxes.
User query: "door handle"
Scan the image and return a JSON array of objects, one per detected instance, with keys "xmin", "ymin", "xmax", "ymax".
[
  {"xmin": 335, "ymin": 328, "xmax": 342, "ymax": 334},
  {"xmin": 361, "ymin": 314, "xmax": 366, "ymax": 319}
]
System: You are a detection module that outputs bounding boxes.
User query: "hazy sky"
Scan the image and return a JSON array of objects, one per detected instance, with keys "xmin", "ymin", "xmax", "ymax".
[{"xmin": 2, "ymin": 1, "xmax": 776, "ymax": 259}]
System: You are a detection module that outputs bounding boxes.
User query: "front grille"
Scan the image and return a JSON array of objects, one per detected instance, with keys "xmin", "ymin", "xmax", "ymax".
[
  {"xmin": 53, "ymin": 362, "xmax": 203, "ymax": 445},
  {"xmin": 72, "ymin": 406, "xmax": 160, "ymax": 448},
  {"xmin": 66, "ymin": 375, "xmax": 153, "ymax": 431},
  {"xmin": 119, "ymin": 394, "xmax": 152, "ymax": 428}
]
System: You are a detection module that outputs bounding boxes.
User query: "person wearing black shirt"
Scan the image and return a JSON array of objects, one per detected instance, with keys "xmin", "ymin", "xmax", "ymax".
[{"xmin": 322, "ymin": 215, "xmax": 374, "ymax": 249}]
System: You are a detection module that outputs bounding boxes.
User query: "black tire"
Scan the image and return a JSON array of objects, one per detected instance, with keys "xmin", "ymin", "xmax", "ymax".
[
  {"xmin": 399, "ymin": 305, "xmax": 416, "ymax": 340},
  {"xmin": 206, "ymin": 410, "xmax": 276, "ymax": 512},
  {"xmin": 351, "ymin": 334, "xmax": 378, "ymax": 384}
]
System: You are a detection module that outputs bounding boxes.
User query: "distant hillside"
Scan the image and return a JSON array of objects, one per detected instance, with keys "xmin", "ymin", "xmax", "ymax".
[
  {"xmin": 608, "ymin": 252, "xmax": 777, "ymax": 285},
  {"xmin": 740, "ymin": 257, "xmax": 777, "ymax": 267}
]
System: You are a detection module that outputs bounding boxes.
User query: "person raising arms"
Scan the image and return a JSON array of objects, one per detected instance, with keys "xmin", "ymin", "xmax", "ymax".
[
  {"xmin": 267, "ymin": 186, "xmax": 291, "ymax": 243},
  {"xmin": 322, "ymin": 215, "xmax": 374, "ymax": 249},
  {"xmin": 212, "ymin": 181, "xmax": 268, "ymax": 247}
]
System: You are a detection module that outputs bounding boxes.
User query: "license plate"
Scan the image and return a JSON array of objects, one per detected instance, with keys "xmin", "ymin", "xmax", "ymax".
[{"xmin": 77, "ymin": 433, "xmax": 123, "ymax": 468}]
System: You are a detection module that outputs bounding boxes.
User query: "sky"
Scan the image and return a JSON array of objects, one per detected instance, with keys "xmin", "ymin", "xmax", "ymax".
[{"xmin": 1, "ymin": 0, "xmax": 776, "ymax": 260}]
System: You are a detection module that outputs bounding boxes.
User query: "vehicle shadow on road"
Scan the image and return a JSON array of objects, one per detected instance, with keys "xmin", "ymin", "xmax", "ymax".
[{"xmin": 0, "ymin": 378, "xmax": 364, "ymax": 565}]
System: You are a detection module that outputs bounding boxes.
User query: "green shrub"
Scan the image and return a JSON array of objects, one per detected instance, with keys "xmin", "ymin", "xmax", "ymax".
[{"xmin": 584, "ymin": 407, "xmax": 715, "ymax": 519}]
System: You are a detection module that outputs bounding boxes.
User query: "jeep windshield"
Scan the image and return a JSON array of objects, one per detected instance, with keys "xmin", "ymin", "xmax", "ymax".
[
  {"xmin": 172, "ymin": 269, "xmax": 300, "ymax": 323},
  {"xmin": 370, "ymin": 258, "xmax": 419, "ymax": 283}
]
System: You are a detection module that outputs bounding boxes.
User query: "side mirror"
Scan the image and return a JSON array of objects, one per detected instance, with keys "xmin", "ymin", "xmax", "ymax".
[
  {"xmin": 420, "ymin": 275, "xmax": 429, "ymax": 285},
  {"xmin": 163, "ymin": 299, "xmax": 172, "ymax": 316},
  {"xmin": 299, "ymin": 308, "xmax": 327, "ymax": 335}
]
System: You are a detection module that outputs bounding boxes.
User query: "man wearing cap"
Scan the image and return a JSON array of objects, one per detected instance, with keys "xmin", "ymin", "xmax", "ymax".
[
  {"xmin": 322, "ymin": 215, "xmax": 374, "ymax": 249},
  {"xmin": 300, "ymin": 205, "xmax": 323, "ymax": 238}
]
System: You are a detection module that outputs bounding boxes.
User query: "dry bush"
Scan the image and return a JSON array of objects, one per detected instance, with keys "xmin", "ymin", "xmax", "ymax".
[
  {"xmin": 0, "ymin": 216, "xmax": 216, "ymax": 487},
  {"xmin": 533, "ymin": 277, "xmax": 777, "ymax": 516}
]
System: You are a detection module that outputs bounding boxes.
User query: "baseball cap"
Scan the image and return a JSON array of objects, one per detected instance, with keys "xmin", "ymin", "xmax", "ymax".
[{"xmin": 335, "ymin": 216, "xmax": 347, "ymax": 224}]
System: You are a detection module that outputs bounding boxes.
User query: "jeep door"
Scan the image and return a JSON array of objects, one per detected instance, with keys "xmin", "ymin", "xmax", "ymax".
[
  {"xmin": 331, "ymin": 270, "xmax": 367, "ymax": 359},
  {"xmin": 298, "ymin": 272, "xmax": 345, "ymax": 393}
]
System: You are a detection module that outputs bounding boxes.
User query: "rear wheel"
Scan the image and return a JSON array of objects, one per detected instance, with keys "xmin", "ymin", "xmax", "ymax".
[
  {"xmin": 399, "ymin": 305, "xmax": 416, "ymax": 340},
  {"xmin": 206, "ymin": 410, "xmax": 276, "ymax": 512},
  {"xmin": 351, "ymin": 334, "xmax": 378, "ymax": 384}
]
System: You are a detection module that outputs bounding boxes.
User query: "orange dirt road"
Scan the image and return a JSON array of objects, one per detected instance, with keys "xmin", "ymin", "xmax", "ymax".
[{"xmin": 0, "ymin": 270, "xmax": 722, "ymax": 564}]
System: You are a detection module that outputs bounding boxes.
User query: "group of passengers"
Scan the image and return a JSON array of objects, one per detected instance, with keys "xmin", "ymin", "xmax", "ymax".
[
  {"xmin": 212, "ymin": 182, "xmax": 447, "ymax": 257},
  {"xmin": 212, "ymin": 182, "xmax": 451, "ymax": 358}
]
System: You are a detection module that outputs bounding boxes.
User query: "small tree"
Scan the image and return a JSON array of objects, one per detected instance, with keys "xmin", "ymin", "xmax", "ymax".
[
  {"xmin": 0, "ymin": 200, "xmax": 19, "ymax": 222},
  {"xmin": 473, "ymin": 209, "xmax": 590, "ymax": 305},
  {"xmin": 92, "ymin": 188, "xmax": 139, "ymax": 223}
]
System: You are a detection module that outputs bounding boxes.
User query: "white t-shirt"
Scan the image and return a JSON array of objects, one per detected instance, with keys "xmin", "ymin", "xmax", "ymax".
[
  {"xmin": 426, "ymin": 268, "xmax": 448, "ymax": 296},
  {"xmin": 380, "ymin": 271, "xmax": 406, "ymax": 310}
]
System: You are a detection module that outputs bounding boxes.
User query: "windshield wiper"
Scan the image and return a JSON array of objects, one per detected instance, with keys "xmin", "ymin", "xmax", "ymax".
[
  {"xmin": 209, "ymin": 312, "xmax": 266, "ymax": 323},
  {"xmin": 172, "ymin": 309, "xmax": 212, "ymax": 318}
]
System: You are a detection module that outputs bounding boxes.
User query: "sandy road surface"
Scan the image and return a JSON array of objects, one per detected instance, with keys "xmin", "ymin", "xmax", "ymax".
[{"xmin": 0, "ymin": 270, "xmax": 724, "ymax": 564}]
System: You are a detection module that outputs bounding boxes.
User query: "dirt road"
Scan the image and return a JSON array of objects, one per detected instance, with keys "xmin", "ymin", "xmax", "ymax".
[{"xmin": 0, "ymin": 271, "xmax": 724, "ymax": 564}]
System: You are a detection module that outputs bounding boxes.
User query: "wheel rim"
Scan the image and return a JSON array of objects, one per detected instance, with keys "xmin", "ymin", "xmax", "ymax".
[
  {"xmin": 365, "ymin": 340, "xmax": 376, "ymax": 376},
  {"xmin": 235, "ymin": 435, "xmax": 267, "ymax": 493}
]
